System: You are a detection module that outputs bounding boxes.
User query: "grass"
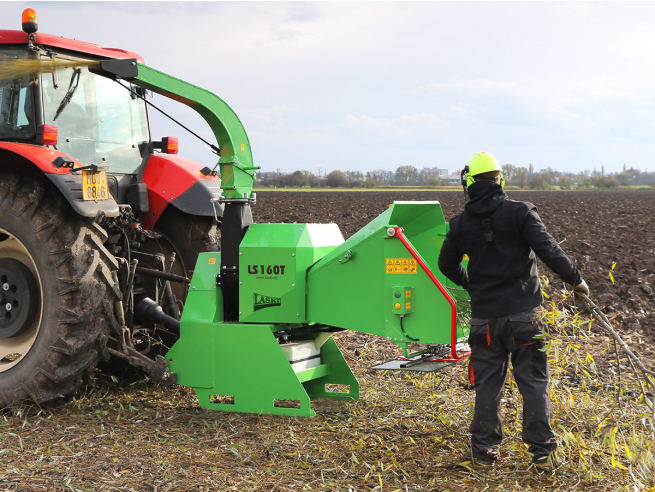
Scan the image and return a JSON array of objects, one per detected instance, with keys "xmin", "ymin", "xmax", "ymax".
[{"xmin": 1, "ymin": 290, "xmax": 654, "ymax": 491}]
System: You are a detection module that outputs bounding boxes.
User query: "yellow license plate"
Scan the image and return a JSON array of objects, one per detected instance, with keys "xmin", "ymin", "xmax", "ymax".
[{"xmin": 82, "ymin": 170, "xmax": 109, "ymax": 201}]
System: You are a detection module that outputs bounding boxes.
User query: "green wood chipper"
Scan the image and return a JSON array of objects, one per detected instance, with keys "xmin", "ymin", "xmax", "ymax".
[
  {"xmin": 125, "ymin": 56, "xmax": 472, "ymax": 417},
  {"xmin": 144, "ymin": 60, "xmax": 473, "ymax": 415}
]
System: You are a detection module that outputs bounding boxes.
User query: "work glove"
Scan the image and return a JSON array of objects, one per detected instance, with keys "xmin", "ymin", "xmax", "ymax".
[
  {"xmin": 572, "ymin": 280, "xmax": 589, "ymax": 296},
  {"xmin": 571, "ymin": 280, "xmax": 590, "ymax": 310}
]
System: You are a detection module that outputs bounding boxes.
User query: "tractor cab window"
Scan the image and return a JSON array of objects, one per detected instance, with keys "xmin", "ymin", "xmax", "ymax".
[
  {"xmin": 0, "ymin": 49, "xmax": 35, "ymax": 140},
  {"xmin": 41, "ymin": 61, "xmax": 150, "ymax": 174}
]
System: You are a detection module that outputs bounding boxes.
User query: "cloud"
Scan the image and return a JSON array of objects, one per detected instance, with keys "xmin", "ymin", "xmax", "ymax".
[
  {"xmin": 416, "ymin": 77, "xmax": 655, "ymax": 147},
  {"xmin": 335, "ymin": 113, "xmax": 439, "ymax": 142},
  {"xmin": 16, "ymin": 1, "xmax": 655, "ymax": 174},
  {"xmin": 331, "ymin": 112, "xmax": 471, "ymax": 151},
  {"xmin": 237, "ymin": 106, "xmax": 305, "ymax": 133},
  {"xmin": 287, "ymin": 3, "xmax": 321, "ymax": 22}
]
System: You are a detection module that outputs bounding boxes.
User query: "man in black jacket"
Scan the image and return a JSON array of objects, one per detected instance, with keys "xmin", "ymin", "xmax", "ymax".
[{"xmin": 438, "ymin": 152, "xmax": 588, "ymax": 469}]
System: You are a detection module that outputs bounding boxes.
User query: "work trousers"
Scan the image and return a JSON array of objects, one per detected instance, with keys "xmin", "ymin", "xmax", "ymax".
[{"xmin": 468, "ymin": 308, "xmax": 558, "ymax": 459}]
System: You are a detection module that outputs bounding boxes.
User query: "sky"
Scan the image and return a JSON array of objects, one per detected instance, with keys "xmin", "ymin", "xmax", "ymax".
[{"xmin": 4, "ymin": 1, "xmax": 655, "ymax": 175}]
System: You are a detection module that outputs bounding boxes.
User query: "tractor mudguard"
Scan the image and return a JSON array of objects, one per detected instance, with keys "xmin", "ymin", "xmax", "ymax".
[
  {"xmin": 48, "ymin": 173, "xmax": 120, "ymax": 217},
  {"xmin": 141, "ymin": 154, "xmax": 223, "ymax": 226},
  {"xmin": 0, "ymin": 143, "xmax": 120, "ymax": 217},
  {"xmin": 170, "ymin": 180, "xmax": 224, "ymax": 217}
]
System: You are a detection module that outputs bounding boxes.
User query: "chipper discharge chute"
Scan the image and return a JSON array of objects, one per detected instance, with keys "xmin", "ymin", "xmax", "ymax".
[{"xmin": 166, "ymin": 201, "xmax": 471, "ymax": 416}]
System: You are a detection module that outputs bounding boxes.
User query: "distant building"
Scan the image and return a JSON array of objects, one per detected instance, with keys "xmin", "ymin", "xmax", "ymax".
[
  {"xmin": 422, "ymin": 167, "xmax": 449, "ymax": 176},
  {"xmin": 442, "ymin": 174, "xmax": 462, "ymax": 185},
  {"xmin": 368, "ymin": 170, "xmax": 395, "ymax": 185}
]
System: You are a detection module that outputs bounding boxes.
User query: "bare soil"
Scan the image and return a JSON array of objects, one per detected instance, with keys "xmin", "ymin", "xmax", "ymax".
[{"xmin": 253, "ymin": 189, "xmax": 655, "ymax": 338}]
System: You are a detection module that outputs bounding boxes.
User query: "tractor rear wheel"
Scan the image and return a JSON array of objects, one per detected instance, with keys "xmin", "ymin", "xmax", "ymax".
[{"xmin": 0, "ymin": 175, "xmax": 119, "ymax": 408}]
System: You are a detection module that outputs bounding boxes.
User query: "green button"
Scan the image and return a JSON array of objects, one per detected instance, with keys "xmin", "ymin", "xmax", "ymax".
[{"xmin": 394, "ymin": 291, "xmax": 401, "ymax": 298}]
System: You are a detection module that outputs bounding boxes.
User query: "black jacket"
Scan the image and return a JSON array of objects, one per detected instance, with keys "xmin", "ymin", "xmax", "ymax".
[{"xmin": 438, "ymin": 180, "xmax": 583, "ymax": 318}]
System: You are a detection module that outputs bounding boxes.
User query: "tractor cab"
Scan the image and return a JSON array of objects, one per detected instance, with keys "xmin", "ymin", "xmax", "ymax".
[
  {"xmin": 0, "ymin": 16, "xmax": 150, "ymax": 176},
  {"xmin": 0, "ymin": 52, "xmax": 150, "ymax": 175},
  {"xmin": 0, "ymin": 9, "xmax": 223, "ymax": 223}
]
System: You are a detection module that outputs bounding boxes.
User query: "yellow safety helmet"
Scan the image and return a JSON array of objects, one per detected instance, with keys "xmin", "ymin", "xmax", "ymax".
[{"xmin": 464, "ymin": 152, "xmax": 504, "ymax": 187}]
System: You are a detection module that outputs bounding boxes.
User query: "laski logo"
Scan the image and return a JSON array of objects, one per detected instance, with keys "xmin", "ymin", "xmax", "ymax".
[{"xmin": 253, "ymin": 293, "xmax": 281, "ymax": 311}]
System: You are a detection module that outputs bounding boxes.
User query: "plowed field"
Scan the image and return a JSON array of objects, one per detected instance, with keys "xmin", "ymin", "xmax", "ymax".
[
  {"xmin": 2, "ymin": 189, "xmax": 653, "ymax": 492},
  {"xmin": 253, "ymin": 189, "xmax": 655, "ymax": 337}
]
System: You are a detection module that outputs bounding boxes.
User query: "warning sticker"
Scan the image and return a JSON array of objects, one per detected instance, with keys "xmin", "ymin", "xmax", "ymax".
[
  {"xmin": 386, "ymin": 258, "xmax": 417, "ymax": 274},
  {"xmin": 208, "ymin": 258, "xmax": 217, "ymax": 265}
]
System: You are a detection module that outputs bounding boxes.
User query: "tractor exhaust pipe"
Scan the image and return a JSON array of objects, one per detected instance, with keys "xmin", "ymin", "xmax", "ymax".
[{"xmin": 134, "ymin": 297, "xmax": 181, "ymax": 332}]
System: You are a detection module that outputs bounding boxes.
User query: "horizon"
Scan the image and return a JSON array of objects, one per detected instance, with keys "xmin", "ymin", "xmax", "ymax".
[{"xmin": 260, "ymin": 164, "xmax": 651, "ymax": 178}]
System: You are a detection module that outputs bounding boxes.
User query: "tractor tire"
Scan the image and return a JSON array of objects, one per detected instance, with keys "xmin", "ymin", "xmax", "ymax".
[{"xmin": 0, "ymin": 174, "xmax": 119, "ymax": 408}]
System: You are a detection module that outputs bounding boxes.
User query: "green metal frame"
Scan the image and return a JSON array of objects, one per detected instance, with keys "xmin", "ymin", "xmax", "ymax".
[
  {"xmin": 167, "ymin": 202, "xmax": 470, "ymax": 416},
  {"xmin": 188, "ymin": 325, "xmax": 358, "ymax": 417}
]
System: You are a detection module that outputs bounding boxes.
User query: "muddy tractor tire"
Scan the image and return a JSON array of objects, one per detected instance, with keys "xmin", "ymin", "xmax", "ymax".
[{"xmin": 0, "ymin": 174, "xmax": 119, "ymax": 408}]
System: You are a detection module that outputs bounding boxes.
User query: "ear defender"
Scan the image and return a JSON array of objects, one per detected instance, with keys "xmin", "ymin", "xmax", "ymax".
[{"xmin": 466, "ymin": 170, "xmax": 476, "ymax": 188}]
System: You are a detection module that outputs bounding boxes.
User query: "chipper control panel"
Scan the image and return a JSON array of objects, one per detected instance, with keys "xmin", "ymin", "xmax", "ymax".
[{"xmin": 392, "ymin": 286, "xmax": 414, "ymax": 315}]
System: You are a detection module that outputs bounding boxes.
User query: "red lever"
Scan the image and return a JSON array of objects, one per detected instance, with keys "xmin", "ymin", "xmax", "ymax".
[{"xmin": 392, "ymin": 226, "xmax": 470, "ymax": 362}]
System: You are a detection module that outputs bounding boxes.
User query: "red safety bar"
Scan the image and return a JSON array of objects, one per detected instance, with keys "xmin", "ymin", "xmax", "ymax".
[{"xmin": 392, "ymin": 226, "xmax": 470, "ymax": 362}]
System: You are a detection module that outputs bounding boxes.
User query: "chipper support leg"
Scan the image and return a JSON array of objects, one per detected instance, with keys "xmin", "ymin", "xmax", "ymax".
[
  {"xmin": 303, "ymin": 336, "xmax": 359, "ymax": 401},
  {"xmin": 174, "ymin": 323, "xmax": 359, "ymax": 417}
]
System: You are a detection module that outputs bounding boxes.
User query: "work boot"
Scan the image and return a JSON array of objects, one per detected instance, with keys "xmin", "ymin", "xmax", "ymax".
[
  {"xmin": 531, "ymin": 453, "xmax": 559, "ymax": 471},
  {"xmin": 461, "ymin": 448, "xmax": 498, "ymax": 468},
  {"xmin": 472, "ymin": 455, "xmax": 497, "ymax": 467}
]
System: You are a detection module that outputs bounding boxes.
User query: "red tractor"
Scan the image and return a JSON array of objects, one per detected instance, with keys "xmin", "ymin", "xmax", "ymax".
[{"xmin": 0, "ymin": 9, "xmax": 227, "ymax": 407}]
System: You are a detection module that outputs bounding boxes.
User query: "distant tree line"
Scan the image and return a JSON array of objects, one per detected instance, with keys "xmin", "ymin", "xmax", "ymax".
[
  {"xmin": 501, "ymin": 164, "xmax": 655, "ymax": 190},
  {"xmin": 256, "ymin": 166, "xmax": 452, "ymax": 188},
  {"xmin": 254, "ymin": 164, "xmax": 655, "ymax": 189}
]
